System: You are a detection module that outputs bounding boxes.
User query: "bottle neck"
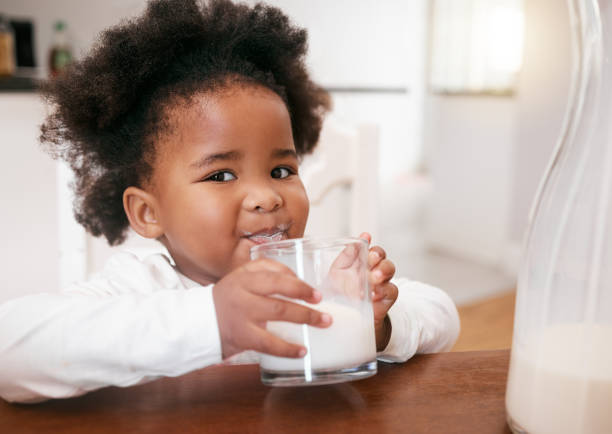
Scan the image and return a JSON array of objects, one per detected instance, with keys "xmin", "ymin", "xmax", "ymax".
[
  {"xmin": 567, "ymin": 0, "xmax": 607, "ymax": 145},
  {"xmin": 54, "ymin": 29, "xmax": 68, "ymax": 47}
]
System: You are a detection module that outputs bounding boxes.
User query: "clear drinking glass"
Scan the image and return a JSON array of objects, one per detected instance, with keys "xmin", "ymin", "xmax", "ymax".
[
  {"xmin": 250, "ymin": 237, "xmax": 377, "ymax": 387},
  {"xmin": 505, "ymin": 1, "xmax": 612, "ymax": 433}
]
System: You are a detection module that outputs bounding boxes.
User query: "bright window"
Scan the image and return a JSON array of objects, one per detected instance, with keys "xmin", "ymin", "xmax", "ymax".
[{"xmin": 430, "ymin": 0, "xmax": 525, "ymax": 95}]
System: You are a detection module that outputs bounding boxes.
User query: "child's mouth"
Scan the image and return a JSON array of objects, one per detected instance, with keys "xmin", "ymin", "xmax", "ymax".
[
  {"xmin": 248, "ymin": 232, "xmax": 286, "ymax": 244},
  {"xmin": 242, "ymin": 224, "xmax": 290, "ymax": 244}
]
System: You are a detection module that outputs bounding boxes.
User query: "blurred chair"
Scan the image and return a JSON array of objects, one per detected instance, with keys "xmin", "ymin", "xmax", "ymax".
[{"xmin": 300, "ymin": 116, "xmax": 380, "ymax": 239}]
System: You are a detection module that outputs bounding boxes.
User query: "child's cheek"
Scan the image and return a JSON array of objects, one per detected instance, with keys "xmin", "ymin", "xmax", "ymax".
[{"xmin": 290, "ymin": 184, "xmax": 309, "ymax": 238}]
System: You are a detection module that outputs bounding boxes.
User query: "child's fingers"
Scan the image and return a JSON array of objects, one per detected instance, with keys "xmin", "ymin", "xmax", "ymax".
[
  {"xmin": 372, "ymin": 282, "xmax": 399, "ymax": 319},
  {"xmin": 329, "ymin": 243, "xmax": 360, "ymax": 270},
  {"xmin": 248, "ymin": 271, "xmax": 321, "ymax": 303},
  {"xmin": 368, "ymin": 246, "xmax": 386, "ymax": 268},
  {"xmin": 257, "ymin": 296, "xmax": 332, "ymax": 328},
  {"xmin": 251, "ymin": 325, "xmax": 308, "ymax": 358},
  {"xmin": 243, "ymin": 258, "xmax": 296, "ymax": 275},
  {"xmin": 370, "ymin": 259, "xmax": 395, "ymax": 285},
  {"xmin": 371, "ymin": 281, "xmax": 392, "ymax": 302}
]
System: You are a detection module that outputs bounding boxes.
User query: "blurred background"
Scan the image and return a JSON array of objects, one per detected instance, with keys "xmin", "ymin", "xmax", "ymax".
[{"xmin": 0, "ymin": 0, "xmax": 570, "ymax": 346}]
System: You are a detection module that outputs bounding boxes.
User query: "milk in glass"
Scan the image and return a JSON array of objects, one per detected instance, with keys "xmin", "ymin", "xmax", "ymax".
[
  {"xmin": 260, "ymin": 300, "xmax": 376, "ymax": 372},
  {"xmin": 251, "ymin": 237, "xmax": 377, "ymax": 386}
]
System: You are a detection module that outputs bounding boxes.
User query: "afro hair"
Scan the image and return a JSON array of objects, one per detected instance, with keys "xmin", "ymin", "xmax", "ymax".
[{"xmin": 40, "ymin": 0, "xmax": 330, "ymax": 245}]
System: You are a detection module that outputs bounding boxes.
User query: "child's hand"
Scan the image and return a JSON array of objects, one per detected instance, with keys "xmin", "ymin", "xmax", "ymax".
[
  {"xmin": 359, "ymin": 232, "xmax": 398, "ymax": 351},
  {"xmin": 212, "ymin": 259, "xmax": 332, "ymax": 360}
]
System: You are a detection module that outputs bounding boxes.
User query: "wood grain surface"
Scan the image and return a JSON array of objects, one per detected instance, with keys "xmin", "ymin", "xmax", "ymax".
[{"xmin": 0, "ymin": 350, "xmax": 512, "ymax": 434}]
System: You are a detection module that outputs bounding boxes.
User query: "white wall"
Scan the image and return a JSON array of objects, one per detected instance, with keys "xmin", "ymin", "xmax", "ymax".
[
  {"xmin": 424, "ymin": 95, "xmax": 516, "ymax": 266},
  {"xmin": 511, "ymin": 0, "xmax": 571, "ymax": 243},
  {"xmin": 253, "ymin": 0, "xmax": 414, "ymax": 88},
  {"xmin": 423, "ymin": 0, "xmax": 572, "ymax": 273},
  {"xmin": 0, "ymin": 94, "xmax": 59, "ymax": 300}
]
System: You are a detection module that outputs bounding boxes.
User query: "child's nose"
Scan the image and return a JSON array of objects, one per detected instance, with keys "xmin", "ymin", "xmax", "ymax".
[{"xmin": 242, "ymin": 182, "xmax": 283, "ymax": 213}]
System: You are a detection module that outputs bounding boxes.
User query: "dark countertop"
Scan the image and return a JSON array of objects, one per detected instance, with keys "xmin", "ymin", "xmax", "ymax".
[
  {"xmin": 0, "ymin": 350, "xmax": 512, "ymax": 433},
  {"xmin": 0, "ymin": 75, "xmax": 40, "ymax": 92}
]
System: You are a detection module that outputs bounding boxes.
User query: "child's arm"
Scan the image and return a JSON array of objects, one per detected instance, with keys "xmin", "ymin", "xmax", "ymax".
[
  {"xmin": 0, "ymin": 252, "xmax": 330, "ymax": 403},
  {"xmin": 377, "ymin": 278, "xmax": 460, "ymax": 361},
  {"xmin": 0, "ymin": 253, "xmax": 222, "ymax": 403},
  {"xmin": 359, "ymin": 233, "xmax": 460, "ymax": 361}
]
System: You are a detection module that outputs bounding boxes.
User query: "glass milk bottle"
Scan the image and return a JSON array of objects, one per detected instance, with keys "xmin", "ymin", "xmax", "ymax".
[{"xmin": 505, "ymin": 1, "xmax": 612, "ymax": 433}]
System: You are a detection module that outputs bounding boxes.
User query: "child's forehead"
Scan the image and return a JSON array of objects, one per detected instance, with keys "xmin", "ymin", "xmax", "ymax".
[
  {"xmin": 164, "ymin": 84, "xmax": 287, "ymax": 129},
  {"xmin": 154, "ymin": 84, "xmax": 294, "ymax": 159}
]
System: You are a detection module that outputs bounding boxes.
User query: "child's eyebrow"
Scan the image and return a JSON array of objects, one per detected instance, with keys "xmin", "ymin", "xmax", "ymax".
[
  {"xmin": 189, "ymin": 150, "xmax": 242, "ymax": 169},
  {"xmin": 272, "ymin": 148, "xmax": 298, "ymax": 160},
  {"xmin": 189, "ymin": 148, "xmax": 297, "ymax": 170}
]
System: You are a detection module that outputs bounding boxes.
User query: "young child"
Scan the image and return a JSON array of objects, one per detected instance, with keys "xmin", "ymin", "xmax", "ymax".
[{"xmin": 0, "ymin": 0, "xmax": 459, "ymax": 403}]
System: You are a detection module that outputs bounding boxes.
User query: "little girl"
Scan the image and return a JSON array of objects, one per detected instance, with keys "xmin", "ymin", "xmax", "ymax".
[{"xmin": 0, "ymin": 0, "xmax": 459, "ymax": 403}]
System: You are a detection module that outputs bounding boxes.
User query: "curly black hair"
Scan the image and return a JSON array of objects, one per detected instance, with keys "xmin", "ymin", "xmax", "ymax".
[{"xmin": 40, "ymin": 0, "xmax": 330, "ymax": 245}]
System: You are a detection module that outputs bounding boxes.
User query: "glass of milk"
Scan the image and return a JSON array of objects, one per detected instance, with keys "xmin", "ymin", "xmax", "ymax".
[
  {"xmin": 505, "ymin": 1, "xmax": 612, "ymax": 432},
  {"xmin": 251, "ymin": 237, "xmax": 377, "ymax": 386}
]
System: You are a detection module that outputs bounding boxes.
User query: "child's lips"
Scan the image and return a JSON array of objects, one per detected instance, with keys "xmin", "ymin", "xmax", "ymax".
[
  {"xmin": 241, "ymin": 224, "xmax": 290, "ymax": 244},
  {"xmin": 246, "ymin": 231, "xmax": 288, "ymax": 244}
]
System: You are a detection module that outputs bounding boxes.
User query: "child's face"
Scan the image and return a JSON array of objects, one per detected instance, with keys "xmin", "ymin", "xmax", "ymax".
[{"xmin": 148, "ymin": 85, "xmax": 309, "ymax": 285}]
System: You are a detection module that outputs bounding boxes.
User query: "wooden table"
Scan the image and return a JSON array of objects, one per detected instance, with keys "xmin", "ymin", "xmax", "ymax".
[{"xmin": 0, "ymin": 350, "xmax": 512, "ymax": 433}]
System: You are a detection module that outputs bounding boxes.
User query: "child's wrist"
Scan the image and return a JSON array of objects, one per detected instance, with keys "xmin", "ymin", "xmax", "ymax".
[{"xmin": 376, "ymin": 314, "xmax": 392, "ymax": 352}]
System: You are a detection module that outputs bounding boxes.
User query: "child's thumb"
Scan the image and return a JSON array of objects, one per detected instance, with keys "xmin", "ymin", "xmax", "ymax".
[{"xmin": 358, "ymin": 232, "xmax": 371, "ymax": 244}]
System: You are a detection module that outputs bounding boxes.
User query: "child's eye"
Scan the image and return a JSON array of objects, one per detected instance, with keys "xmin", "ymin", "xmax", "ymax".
[
  {"xmin": 271, "ymin": 167, "xmax": 295, "ymax": 179},
  {"xmin": 205, "ymin": 171, "xmax": 236, "ymax": 182}
]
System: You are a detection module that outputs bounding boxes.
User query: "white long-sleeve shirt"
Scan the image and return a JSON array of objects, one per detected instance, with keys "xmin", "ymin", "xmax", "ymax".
[{"xmin": 0, "ymin": 251, "xmax": 460, "ymax": 403}]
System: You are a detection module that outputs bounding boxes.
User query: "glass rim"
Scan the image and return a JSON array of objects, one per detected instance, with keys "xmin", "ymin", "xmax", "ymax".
[{"xmin": 250, "ymin": 236, "xmax": 368, "ymax": 256}]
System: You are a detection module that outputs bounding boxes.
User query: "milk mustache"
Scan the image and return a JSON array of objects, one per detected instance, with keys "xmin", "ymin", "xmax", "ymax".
[
  {"xmin": 506, "ymin": 324, "xmax": 612, "ymax": 434},
  {"xmin": 260, "ymin": 300, "xmax": 376, "ymax": 371}
]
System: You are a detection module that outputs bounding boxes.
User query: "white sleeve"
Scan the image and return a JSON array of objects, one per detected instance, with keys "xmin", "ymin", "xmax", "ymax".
[
  {"xmin": 376, "ymin": 278, "xmax": 460, "ymax": 363},
  {"xmin": 0, "ymin": 253, "xmax": 223, "ymax": 403}
]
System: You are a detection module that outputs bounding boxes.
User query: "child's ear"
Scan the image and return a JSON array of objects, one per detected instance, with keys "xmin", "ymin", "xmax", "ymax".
[{"xmin": 123, "ymin": 186, "xmax": 164, "ymax": 239}]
